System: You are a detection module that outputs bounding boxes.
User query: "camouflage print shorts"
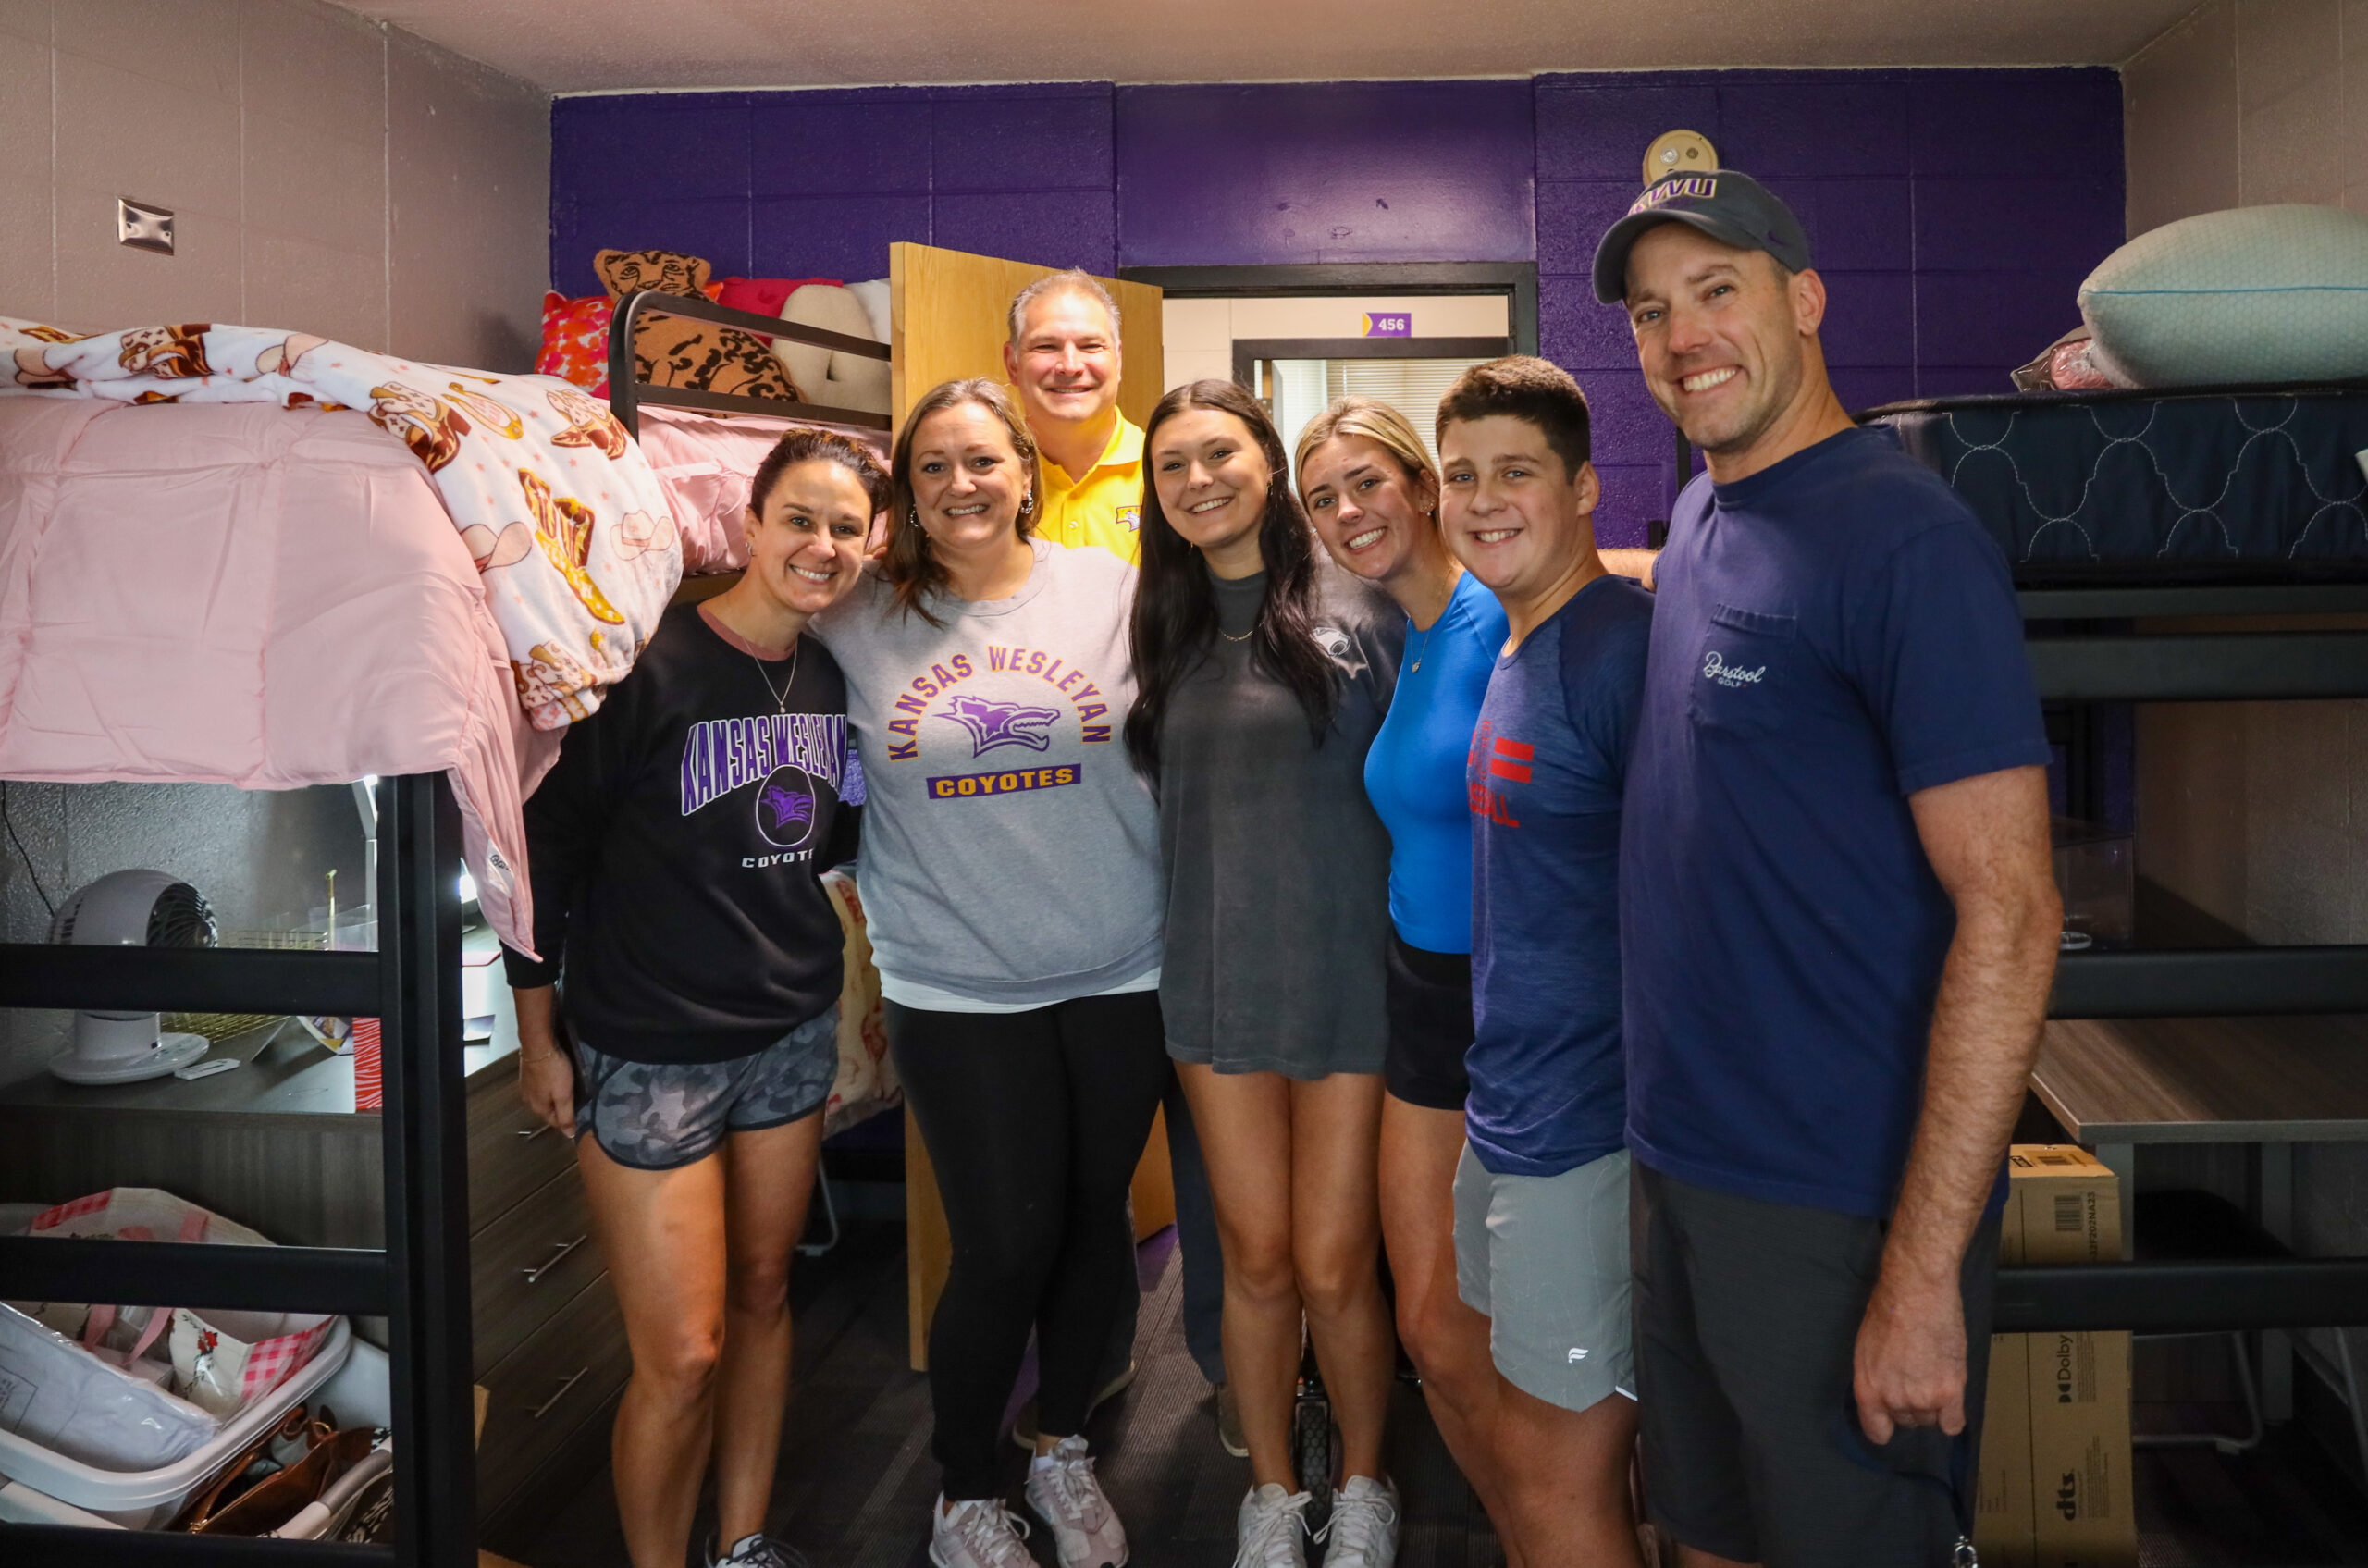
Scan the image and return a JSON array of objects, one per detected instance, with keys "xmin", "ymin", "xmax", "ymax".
[{"xmin": 573, "ymin": 1006, "xmax": 838, "ymax": 1170}]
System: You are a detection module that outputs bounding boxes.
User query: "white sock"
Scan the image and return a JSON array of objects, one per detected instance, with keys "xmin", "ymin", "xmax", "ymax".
[{"xmin": 1030, "ymin": 1451, "xmax": 1058, "ymax": 1472}]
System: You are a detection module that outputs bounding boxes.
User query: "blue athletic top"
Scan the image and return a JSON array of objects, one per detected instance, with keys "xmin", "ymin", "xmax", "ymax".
[
  {"xmin": 1362, "ymin": 571, "xmax": 1510, "ymax": 955},
  {"xmin": 1622, "ymin": 428, "xmax": 2051, "ymax": 1217},
  {"xmin": 1465, "ymin": 575, "xmax": 1653, "ymax": 1177}
]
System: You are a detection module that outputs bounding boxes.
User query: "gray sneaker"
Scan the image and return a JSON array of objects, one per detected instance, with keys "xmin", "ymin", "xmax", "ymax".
[
  {"xmin": 1314, "ymin": 1476, "xmax": 1399, "ymax": 1568},
  {"xmin": 708, "ymin": 1532, "xmax": 808, "ymax": 1568},
  {"xmin": 1232, "ymin": 1482, "xmax": 1312, "ymax": 1568},
  {"xmin": 1023, "ymin": 1435, "xmax": 1128, "ymax": 1568},
  {"xmin": 929, "ymin": 1496, "xmax": 1034, "ymax": 1568}
]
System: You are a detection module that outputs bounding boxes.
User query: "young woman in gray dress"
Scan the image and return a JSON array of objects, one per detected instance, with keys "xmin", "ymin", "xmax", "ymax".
[{"xmin": 1124, "ymin": 379, "xmax": 1405, "ymax": 1568}]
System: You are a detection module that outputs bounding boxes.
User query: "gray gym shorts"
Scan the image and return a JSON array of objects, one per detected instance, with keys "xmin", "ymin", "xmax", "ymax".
[
  {"xmin": 572, "ymin": 1006, "xmax": 838, "ymax": 1170},
  {"xmin": 1453, "ymin": 1142, "xmax": 1636, "ymax": 1413}
]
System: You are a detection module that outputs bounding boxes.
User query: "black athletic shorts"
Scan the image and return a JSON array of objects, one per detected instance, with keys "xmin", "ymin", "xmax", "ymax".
[
  {"xmin": 1382, "ymin": 932, "xmax": 1471, "ymax": 1111},
  {"xmin": 1632, "ymin": 1162, "xmax": 2000, "ymax": 1566}
]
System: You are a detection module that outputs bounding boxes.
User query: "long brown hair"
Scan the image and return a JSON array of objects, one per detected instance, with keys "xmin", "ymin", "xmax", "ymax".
[
  {"xmin": 1125, "ymin": 378, "xmax": 1338, "ymax": 780},
  {"xmin": 882, "ymin": 378, "xmax": 1043, "ymax": 625}
]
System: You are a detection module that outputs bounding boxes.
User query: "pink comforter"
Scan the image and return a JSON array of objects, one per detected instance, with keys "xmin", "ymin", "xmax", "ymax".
[{"xmin": 0, "ymin": 398, "xmax": 547, "ymax": 954}]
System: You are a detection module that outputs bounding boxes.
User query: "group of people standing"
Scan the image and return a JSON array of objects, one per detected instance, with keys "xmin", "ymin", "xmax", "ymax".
[{"xmin": 504, "ymin": 168, "xmax": 2064, "ymax": 1568}]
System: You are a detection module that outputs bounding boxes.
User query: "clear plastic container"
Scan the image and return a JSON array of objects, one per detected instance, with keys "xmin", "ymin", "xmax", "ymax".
[{"xmin": 2053, "ymin": 817, "xmax": 2135, "ymax": 951}]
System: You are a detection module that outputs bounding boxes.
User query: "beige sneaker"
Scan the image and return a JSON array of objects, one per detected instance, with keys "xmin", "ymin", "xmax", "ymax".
[
  {"xmin": 1215, "ymin": 1382, "xmax": 1249, "ymax": 1458},
  {"xmin": 1024, "ymin": 1435, "xmax": 1128, "ymax": 1568}
]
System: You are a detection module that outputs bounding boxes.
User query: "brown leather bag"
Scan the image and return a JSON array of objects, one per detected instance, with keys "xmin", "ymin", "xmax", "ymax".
[
  {"xmin": 166, "ymin": 1407, "xmax": 320, "ymax": 1533},
  {"xmin": 192, "ymin": 1421, "xmax": 383, "ymax": 1537}
]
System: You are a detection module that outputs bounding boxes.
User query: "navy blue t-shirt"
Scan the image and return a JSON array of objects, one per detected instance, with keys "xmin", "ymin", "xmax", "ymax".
[
  {"xmin": 1466, "ymin": 574, "xmax": 1653, "ymax": 1178},
  {"xmin": 1622, "ymin": 428, "xmax": 2050, "ymax": 1217}
]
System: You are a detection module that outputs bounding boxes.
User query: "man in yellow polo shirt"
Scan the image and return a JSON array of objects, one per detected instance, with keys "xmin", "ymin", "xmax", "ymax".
[{"xmin": 1004, "ymin": 270, "xmax": 1145, "ymax": 563}]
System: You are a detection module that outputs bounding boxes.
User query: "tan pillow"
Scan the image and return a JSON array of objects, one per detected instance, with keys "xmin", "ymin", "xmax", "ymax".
[
  {"xmin": 594, "ymin": 248, "xmax": 801, "ymax": 402},
  {"xmin": 779, "ymin": 283, "xmax": 891, "ymax": 415}
]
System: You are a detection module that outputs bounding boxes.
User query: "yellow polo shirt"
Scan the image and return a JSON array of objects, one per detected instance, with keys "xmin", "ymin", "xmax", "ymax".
[{"xmin": 1034, "ymin": 415, "xmax": 1145, "ymax": 564}]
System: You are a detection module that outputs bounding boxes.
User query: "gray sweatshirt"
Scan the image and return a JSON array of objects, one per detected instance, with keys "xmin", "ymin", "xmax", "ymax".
[{"xmin": 811, "ymin": 540, "xmax": 1165, "ymax": 1005}]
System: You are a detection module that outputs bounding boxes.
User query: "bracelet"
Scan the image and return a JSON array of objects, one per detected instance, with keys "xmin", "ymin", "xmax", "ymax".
[{"xmin": 520, "ymin": 1045, "xmax": 561, "ymax": 1064}]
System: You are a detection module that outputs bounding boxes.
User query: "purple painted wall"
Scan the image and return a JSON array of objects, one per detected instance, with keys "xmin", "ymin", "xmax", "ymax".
[
  {"xmin": 549, "ymin": 68, "xmax": 2122, "ymax": 543},
  {"xmin": 1116, "ymin": 81, "xmax": 1536, "ymax": 265},
  {"xmin": 1539, "ymin": 69, "xmax": 2124, "ymax": 536},
  {"xmin": 549, "ymin": 82, "xmax": 1117, "ymax": 295}
]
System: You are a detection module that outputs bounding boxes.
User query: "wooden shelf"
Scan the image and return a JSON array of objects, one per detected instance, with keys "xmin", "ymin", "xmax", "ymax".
[{"xmin": 2032, "ymin": 1013, "xmax": 2368, "ymax": 1144}]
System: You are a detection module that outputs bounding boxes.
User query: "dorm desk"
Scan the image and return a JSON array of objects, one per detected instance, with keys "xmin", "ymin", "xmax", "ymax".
[{"xmin": 2029, "ymin": 1009, "xmax": 2368, "ymax": 1421}]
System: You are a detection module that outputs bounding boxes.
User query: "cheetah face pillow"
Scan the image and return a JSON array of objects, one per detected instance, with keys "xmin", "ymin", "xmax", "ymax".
[{"xmin": 593, "ymin": 248, "xmax": 801, "ymax": 403}]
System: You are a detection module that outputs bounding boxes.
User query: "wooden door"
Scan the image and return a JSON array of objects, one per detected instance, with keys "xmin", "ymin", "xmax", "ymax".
[
  {"xmin": 889, "ymin": 241, "xmax": 1164, "ymax": 428},
  {"xmin": 885, "ymin": 242, "xmax": 1169, "ymax": 1370}
]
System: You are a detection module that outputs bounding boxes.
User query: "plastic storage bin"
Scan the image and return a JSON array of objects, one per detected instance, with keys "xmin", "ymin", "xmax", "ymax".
[{"xmin": 0, "ymin": 1316, "xmax": 352, "ymax": 1529}]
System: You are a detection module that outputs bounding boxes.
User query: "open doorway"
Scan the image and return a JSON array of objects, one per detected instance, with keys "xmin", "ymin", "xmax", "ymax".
[{"xmin": 1123, "ymin": 263, "xmax": 1537, "ymax": 484}]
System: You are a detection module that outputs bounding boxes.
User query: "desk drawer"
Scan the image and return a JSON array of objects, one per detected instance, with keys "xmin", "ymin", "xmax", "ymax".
[
  {"xmin": 472, "ymin": 1167, "xmax": 601, "ymax": 1377},
  {"xmin": 476, "ymin": 1273, "xmax": 628, "ymax": 1516},
  {"xmin": 467, "ymin": 1066, "xmax": 575, "ymax": 1231}
]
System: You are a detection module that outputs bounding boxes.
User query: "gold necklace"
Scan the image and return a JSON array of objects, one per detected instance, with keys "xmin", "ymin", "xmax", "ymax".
[{"xmin": 1220, "ymin": 625, "xmax": 1253, "ymax": 642}]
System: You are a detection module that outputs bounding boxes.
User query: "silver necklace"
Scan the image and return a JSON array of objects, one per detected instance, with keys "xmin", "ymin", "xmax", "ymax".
[{"xmin": 751, "ymin": 638, "xmax": 801, "ymax": 712}]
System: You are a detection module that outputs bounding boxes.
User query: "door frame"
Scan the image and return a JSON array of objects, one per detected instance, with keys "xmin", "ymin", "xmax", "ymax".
[
  {"xmin": 1231, "ymin": 335, "xmax": 1515, "ymax": 393},
  {"xmin": 1118, "ymin": 261, "xmax": 1539, "ymax": 357}
]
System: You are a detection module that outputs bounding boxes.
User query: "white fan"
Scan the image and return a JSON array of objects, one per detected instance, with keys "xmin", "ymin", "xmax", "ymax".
[{"xmin": 47, "ymin": 869, "xmax": 216, "ymax": 1085}]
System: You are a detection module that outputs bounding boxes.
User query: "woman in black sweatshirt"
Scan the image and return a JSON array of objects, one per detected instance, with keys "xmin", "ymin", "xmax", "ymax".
[{"xmin": 500, "ymin": 429, "xmax": 882, "ymax": 1568}]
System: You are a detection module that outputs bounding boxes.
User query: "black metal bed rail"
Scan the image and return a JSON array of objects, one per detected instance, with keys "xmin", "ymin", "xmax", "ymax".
[
  {"xmin": 0, "ymin": 946, "xmax": 379, "ymax": 1016},
  {"xmin": 1, "ymin": 1525, "xmax": 391, "ymax": 1564},
  {"xmin": 0, "ymin": 1238, "xmax": 387, "ymax": 1316},
  {"xmin": 2051, "ymin": 945, "xmax": 2368, "ymax": 1017},
  {"xmin": 1995, "ymin": 1258, "xmax": 2368, "ymax": 1334},
  {"xmin": 606, "ymin": 288, "xmax": 893, "ymax": 438},
  {"xmin": 0, "ymin": 773, "xmax": 473, "ymax": 1566}
]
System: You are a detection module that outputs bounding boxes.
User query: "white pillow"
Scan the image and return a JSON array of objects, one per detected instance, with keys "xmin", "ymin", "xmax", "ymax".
[
  {"xmin": 776, "ymin": 284, "xmax": 892, "ymax": 415},
  {"xmin": 2078, "ymin": 204, "xmax": 2368, "ymax": 388},
  {"xmin": 847, "ymin": 278, "xmax": 892, "ymax": 345}
]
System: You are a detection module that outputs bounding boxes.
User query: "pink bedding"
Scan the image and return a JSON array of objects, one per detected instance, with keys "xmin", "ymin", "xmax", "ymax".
[
  {"xmin": 636, "ymin": 404, "xmax": 890, "ymax": 574},
  {"xmin": 0, "ymin": 398, "xmax": 546, "ymax": 954}
]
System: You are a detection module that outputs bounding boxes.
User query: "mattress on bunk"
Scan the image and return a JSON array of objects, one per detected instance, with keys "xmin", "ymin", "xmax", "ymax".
[
  {"xmin": 1865, "ymin": 386, "xmax": 2368, "ymax": 584},
  {"xmin": 636, "ymin": 404, "xmax": 893, "ymax": 574},
  {"xmin": 0, "ymin": 397, "xmax": 543, "ymax": 954}
]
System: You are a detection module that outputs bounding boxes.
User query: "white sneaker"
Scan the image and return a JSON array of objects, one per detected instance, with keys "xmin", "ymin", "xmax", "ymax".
[
  {"xmin": 929, "ymin": 1495, "xmax": 1034, "ymax": 1568},
  {"xmin": 1314, "ymin": 1476, "xmax": 1400, "ymax": 1568},
  {"xmin": 1024, "ymin": 1435, "xmax": 1128, "ymax": 1568},
  {"xmin": 709, "ymin": 1534, "xmax": 809, "ymax": 1568},
  {"xmin": 1232, "ymin": 1482, "xmax": 1313, "ymax": 1568}
]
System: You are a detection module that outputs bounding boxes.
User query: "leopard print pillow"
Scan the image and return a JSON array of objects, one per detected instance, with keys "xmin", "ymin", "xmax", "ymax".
[{"xmin": 593, "ymin": 248, "xmax": 803, "ymax": 402}]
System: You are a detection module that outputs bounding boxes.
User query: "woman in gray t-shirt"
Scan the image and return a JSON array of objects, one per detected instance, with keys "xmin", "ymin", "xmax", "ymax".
[{"xmin": 1125, "ymin": 379, "xmax": 1404, "ymax": 1568}]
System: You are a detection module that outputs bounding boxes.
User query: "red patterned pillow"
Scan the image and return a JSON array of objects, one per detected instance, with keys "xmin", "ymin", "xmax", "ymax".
[
  {"xmin": 715, "ymin": 276, "xmax": 842, "ymax": 317},
  {"xmin": 536, "ymin": 291, "xmax": 611, "ymax": 395}
]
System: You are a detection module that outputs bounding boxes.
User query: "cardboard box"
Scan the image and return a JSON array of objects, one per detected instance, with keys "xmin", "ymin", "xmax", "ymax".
[
  {"xmin": 1975, "ymin": 1332, "xmax": 2037, "ymax": 1568},
  {"xmin": 1980, "ymin": 1147, "xmax": 2138, "ymax": 1568}
]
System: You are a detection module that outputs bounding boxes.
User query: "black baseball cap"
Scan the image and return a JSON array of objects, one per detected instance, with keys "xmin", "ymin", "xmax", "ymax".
[{"xmin": 1590, "ymin": 168, "xmax": 1812, "ymax": 303}]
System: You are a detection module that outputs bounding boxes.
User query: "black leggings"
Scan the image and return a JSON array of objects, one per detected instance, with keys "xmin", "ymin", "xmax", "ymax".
[{"xmin": 886, "ymin": 990, "xmax": 1169, "ymax": 1500}]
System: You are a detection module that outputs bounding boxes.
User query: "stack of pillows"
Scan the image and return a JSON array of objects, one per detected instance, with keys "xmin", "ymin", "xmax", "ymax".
[
  {"xmin": 536, "ymin": 248, "xmax": 893, "ymax": 415},
  {"xmin": 2017, "ymin": 203, "xmax": 2368, "ymax": 392}
]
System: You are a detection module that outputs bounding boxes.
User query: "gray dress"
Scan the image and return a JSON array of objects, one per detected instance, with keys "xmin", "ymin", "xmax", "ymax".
[{"xmin": 1157, "ymin": 553, "xmax": 1403, "ymax": 1078}]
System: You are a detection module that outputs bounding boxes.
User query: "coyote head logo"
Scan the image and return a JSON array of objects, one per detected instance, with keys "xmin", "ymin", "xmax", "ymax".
[
  {"xmin": 938, "ymin": 695, "xmax": 1062, "ymax": 757},
  {"xmin": 754, "ymin": 767, "xmax": 818, "ymax": 848}
]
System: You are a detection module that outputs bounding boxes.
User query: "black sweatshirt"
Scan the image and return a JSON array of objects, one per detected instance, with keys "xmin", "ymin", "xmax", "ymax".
[{"xmin": 500, "ymin": 602, "xmax": 862, "ymax": 1064}]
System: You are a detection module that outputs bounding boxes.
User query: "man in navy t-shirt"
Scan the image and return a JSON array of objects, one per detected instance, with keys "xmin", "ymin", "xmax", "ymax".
[
  {"xmin": 1595, "ymin": 173, "xmax": 2060, "ymax": 1564},
  {"xmin": 1437, "ymin": 357, "xmax": 1655, "ymax": 1568}
]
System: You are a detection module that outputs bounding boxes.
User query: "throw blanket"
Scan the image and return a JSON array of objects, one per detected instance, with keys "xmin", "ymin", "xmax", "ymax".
[{"xmin": 2, "ymin": 318, "xmax": 682, "ymax": 730}]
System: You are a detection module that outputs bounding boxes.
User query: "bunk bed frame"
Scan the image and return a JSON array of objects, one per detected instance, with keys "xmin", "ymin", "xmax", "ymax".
[
  {"xmin": 604, "ymin": 290, "xmax": 894, "ymax": 438},
  {"xmin": 0, "ymin": 774, "xmax": 472, "ymax": 1566},
  {"xmin": 1992, "ymin": 585, "xmax": 2368, "ymax": 1338}
]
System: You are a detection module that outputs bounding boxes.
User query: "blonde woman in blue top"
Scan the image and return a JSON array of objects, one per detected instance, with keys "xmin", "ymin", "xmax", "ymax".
[{"xmin": 1294, "ymin": 398, "xmax": 1520, "ymax": 1563}]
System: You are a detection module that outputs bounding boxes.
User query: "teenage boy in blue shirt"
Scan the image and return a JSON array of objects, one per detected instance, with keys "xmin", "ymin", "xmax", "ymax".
[
  {"xmin": 1439, "ymin": 357, "xmax": 1654, "ymax": 1568},
  {"xmin": 1597, "ymin": 171, "xmax": 2061, "ymax": 1564}
]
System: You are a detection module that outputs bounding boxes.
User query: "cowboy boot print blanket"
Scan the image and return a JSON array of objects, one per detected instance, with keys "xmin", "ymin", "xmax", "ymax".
[{"xmin": 0, "ymin": 317, "xmax": 683, "ymax": 731}]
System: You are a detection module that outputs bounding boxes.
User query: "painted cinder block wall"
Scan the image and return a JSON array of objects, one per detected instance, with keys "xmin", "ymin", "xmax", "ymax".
[{"xmin": 549, "ymin": 68, "xmax": 2124, "ymax": 544}]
